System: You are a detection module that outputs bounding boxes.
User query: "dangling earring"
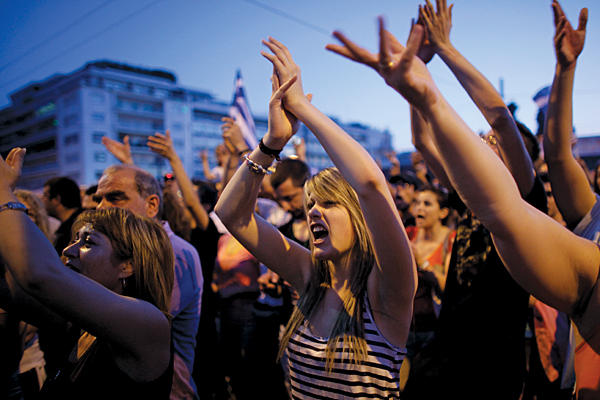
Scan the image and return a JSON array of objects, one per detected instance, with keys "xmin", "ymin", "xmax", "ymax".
[{"xmin": 120, "ymin": 278, "xmax": 127, "ymax": 291}]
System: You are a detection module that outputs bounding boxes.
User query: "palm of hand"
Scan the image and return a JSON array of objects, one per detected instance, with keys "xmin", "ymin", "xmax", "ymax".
[
  {"xmin": 385, "ymin": 54, "xmax": 437, "ymax": 108},
  {"xmin": 558, "ymin": 26, "xmax": 585, "ymax": 66}
]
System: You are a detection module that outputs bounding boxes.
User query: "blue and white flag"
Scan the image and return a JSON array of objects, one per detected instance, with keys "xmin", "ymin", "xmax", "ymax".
[{"xmin": 229, "ymin": 70, "xmax": 258, "ymax": 149}]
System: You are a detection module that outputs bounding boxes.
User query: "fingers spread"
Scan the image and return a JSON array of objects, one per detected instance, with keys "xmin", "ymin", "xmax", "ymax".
[
  {"xmin": 401, "ymin": 24, "xmax": 424, "ymax": 71},
  {"xmin": 325, "ymin": 44, "xmax": 358, "ymax": 62},
  {"xmin": 331, "ymin": 31, "xmax": 376, "ymax": 66},
  {"xmin": 378, "ymin": 16, "xmax": 392, "ymax": 68},
  {"xmin": 385, "ymin": 29, "xmax": 404, "ymax": 53},
  {"xmin": 578, "ymin": 8, "xmax": 588, "ymax": 31}
]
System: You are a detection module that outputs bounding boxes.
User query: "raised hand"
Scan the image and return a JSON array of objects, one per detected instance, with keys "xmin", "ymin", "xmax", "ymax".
[
  {"xmin": 414, "ymin": 15, "xmax": 435, "ymax": 64},
  {"xmin": 327, "ymin": 19, "xmax": 440, "ymax": 110},
  {"xmin": 102, "ymin": 135, "xmax": 133, "ymax": 165},
  {"xmin": 1, "ymin": 147, "xmax": 26, "ymax": 190},
  {"xmin": 261, "ymin": 37, "xmax": 307, "ymax": 111},
  {"xmin": 147, "ymin": 130, "xmax": 177, "ymax": 161},
  {"xmin": 552, "ymin": 0, "xmax": 587, "ymax": 69},
  {"xmin": 221, "ymin": 117, "xmax": 250, "ymax": 154},
  {"xmin": 419, "ymin": 0, "xmax": 453, "ymax": 52},
  {"xmin": 200, "ymin": 149, "xmax": 208, "ymax": 162}
]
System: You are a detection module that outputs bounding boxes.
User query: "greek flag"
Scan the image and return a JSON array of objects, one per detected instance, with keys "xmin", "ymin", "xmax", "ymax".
[{"xmin": 229, "ymin": 70, "xmax": 258, "ymax": 149}]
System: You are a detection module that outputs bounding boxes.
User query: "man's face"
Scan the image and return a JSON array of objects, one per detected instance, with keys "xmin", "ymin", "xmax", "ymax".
[
  {"xmin": 94, "ymin": 169, "xmax": 156, "ymax": 218},
  {"xmin": 274, "ymin": 178, "xmax": 305, "ymax": 219},
  {"xmin": 42, "ymin": 185, "xmax": 59, "ymax": 217}
]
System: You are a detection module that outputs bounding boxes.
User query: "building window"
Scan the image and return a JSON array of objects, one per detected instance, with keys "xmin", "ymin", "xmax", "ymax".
[
  {"xmin": 91, "ymin": 113, "xmax": 105, "ymax": 123},
  {"xmin": 92, "ymin": 132, "xmax": 105, "ymax": 144},
  {"xmin": 90, "ymin": 92, "xmax": 105, "ymax": 105},
  {"xmin": 63, "ymin": 114, "xmax": 78, "ymax": 127},
  {"xmin": 95, "ymin": 170, "xmax": 104, "ymax": 180},
  {"xmin": 36, "ymin": 102, "xmax": 56, "ymax": 117},
  {"xmin": 65, "ymin": 153, "xmax": 80, "ymax": 163},
  {"xmin": 94, "ymin": 152, "xmax": 106, "ymax": 162},
  {"xmin": 64, "ymin": 134, "xmax": 79, "ymax": 145}
]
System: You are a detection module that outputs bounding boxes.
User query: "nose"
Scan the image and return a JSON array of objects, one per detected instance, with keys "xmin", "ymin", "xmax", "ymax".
[
  {"xmin": 62, "ymin": 241, "xmax": 79, "ymax": 259},
  {"xmin": 307, "ymin": 203, "xmax": 322, "ymax": 218}
]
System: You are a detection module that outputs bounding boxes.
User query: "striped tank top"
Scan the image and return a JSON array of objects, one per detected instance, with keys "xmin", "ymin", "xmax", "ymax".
[{"xmin": 286, "ymin": 295, "xmax": 406, "ymax": 399}]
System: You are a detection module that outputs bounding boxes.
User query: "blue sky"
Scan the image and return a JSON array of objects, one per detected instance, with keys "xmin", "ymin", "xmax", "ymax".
[{"xmin": 1, "ymin": 0, "xmax": 598, "ymax": 150}]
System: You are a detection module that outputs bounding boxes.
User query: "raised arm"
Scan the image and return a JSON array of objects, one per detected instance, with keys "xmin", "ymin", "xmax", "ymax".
[
  {"xmin": 420, "ymin": 0, "xmax": 535, "ymax": 196},
  {"xmin": 263, "ymin": 37, "xmax": 417, "ymax": 341},
  {"xmin": 411, "ymin": 103, "xmax": 452, "ymax": 189},
  {"xmin": 215, "ymin": 75, "xmax": 312, "ymax": 292},
  {"xmin": 331, "ymin": 21, "xmax": 600, "ymax": 338},
  {"xmin": 0, "ymin": 150, "xmax": 170, "ymax": 376},
  {"xmin": 200, "ymin": 150, "xmax": 217, "ymax": 182},
  {"xmin": 147, "ymin": 130, "xmax": 210, "ymax": 230},
  {"xmin": 543, "ymin": 0, "xmax": 592, "ymax": 227}
]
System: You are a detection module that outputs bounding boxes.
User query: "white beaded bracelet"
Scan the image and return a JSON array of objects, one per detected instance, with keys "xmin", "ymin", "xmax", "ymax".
[{"xmin": 243, "ymin": 154, "xmax": 273, "ymax": 175}]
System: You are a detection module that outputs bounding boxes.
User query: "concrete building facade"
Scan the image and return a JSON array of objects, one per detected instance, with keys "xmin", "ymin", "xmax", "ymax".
[{"xmin": 0, "ymin": 60, "xmax": 393, "ymax": 189}]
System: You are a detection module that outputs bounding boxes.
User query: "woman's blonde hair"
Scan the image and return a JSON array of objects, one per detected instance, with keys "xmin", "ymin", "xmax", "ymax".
[
  {"xmin": 278, "ymin": 168, "xmax": 376, "ymax": 370},
  {"xmin": 73, "ymin": 208, "xmax": 174, "ymax": 315},
  {"xmin": 14, "ymin": 190, "xmax": 51, "ymax": 239}
]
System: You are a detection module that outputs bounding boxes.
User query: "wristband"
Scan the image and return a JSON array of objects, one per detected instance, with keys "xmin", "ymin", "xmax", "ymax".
[
  {"xmin": 259, "ymin": 138, "xmax": 282, "ymax": 161},
  {"xmin": 243, "ymin": 154, "xmax": 273, "ymax": 175},
  {"xmin": 0, "ymin": 201, "xmax": 29, "ymax": 214}
]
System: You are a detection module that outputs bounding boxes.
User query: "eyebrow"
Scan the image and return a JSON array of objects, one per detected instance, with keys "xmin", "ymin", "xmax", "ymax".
[{"xmin": 92, "ymin": 190, "xmax": 128, "ymax": 202}]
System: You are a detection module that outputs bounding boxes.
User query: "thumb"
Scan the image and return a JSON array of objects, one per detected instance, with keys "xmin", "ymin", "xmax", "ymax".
[
  {"xmin": 123, "ymin": 135, "xmax": 130, "ymax": 146},
  {"xmin": 306, "ymin": 93, "xmax": 313, "ymax": 102}
]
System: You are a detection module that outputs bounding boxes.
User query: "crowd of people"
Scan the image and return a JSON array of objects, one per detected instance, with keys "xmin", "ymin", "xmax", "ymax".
[{"xmin": 1, "ymin": 0, "xmax": 599, "ymax": 398}]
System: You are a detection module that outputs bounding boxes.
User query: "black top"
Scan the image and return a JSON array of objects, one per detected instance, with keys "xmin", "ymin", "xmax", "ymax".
[
  {"xmin": 41, "ymin": 331, "xmax": 173, "ymax": 399},
  {"xmin": 404, "ymin": 177, "xmax": 547, "ymax": 399},
  {"xmin": 53, "ymin": 208, "xmax": 83, "ymax": 255}
]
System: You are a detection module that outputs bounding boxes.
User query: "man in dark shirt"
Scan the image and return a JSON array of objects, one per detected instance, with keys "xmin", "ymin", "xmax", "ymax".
[{"xmin": 42, "ymin": 177, "xmax": 83, "ymax": 255}]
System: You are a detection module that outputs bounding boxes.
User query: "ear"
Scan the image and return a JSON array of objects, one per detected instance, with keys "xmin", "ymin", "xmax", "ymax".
[
  {"xmin": 144, "ymin": 194, "xmax": 160, "ymax": 219},
  {"xmin": 118, "ymin": 260, "xmax": 134, "ymax": 279},
  {"xmin": 440, "ymin": 207, "xmax": 449, "ymax": 220}
]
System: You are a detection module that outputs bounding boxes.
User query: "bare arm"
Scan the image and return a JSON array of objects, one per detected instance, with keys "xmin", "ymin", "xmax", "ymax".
[
  {"xmin": 215, "ymin": 75, "xmax": 313, "ymax": 292},
  {"xmin": 335, "ymin": 22, "xmax": 599, "ymax": 334},
  {"xmin": 0, "ymin": 149, "xmax": 169, "ymax": 377},
  {"xmin": 410, "ymin": 105, "xmax": 452, "ymax": 188},
  {"xmin": 543, "ymin": 1, "xmax": 593, "ymax": 227},
  {"xmin": 200, "ymin": 150, "xmax": 217, "ymax": 182},
  {"xmin": 264, "ymin": 37, "xmax": 417, "ymax": 344},
  {"xmin": 420, "ymin": 0, "xmax": 534, "ymax": 196},
  {"xmin": 147, "ymin": 130, "xmax": 210, "ymax": 230}
]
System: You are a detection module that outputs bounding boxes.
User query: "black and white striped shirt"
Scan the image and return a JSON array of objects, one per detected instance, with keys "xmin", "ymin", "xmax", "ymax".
[{"xmin": 287, "ymin": 296, "xmax": 406, "ymax": 399}]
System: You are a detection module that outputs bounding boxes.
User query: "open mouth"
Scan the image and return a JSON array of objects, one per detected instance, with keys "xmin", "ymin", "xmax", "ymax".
[{"xmin": 311, "ymin": 224, "xmax": 329, "ymax": 241}]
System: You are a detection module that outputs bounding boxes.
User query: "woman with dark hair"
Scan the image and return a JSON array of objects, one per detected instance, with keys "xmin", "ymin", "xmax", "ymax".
[
  {"xmin": 0, "ymin": 149, "xmax": 174, "ymax": 398},
  {"xmin": 405, "ymin": 186, "xmax": 455, "ymax": 355},
  {"xmin": 215, "ymin": 38, "xmax": 416, "ymax": 399}
]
